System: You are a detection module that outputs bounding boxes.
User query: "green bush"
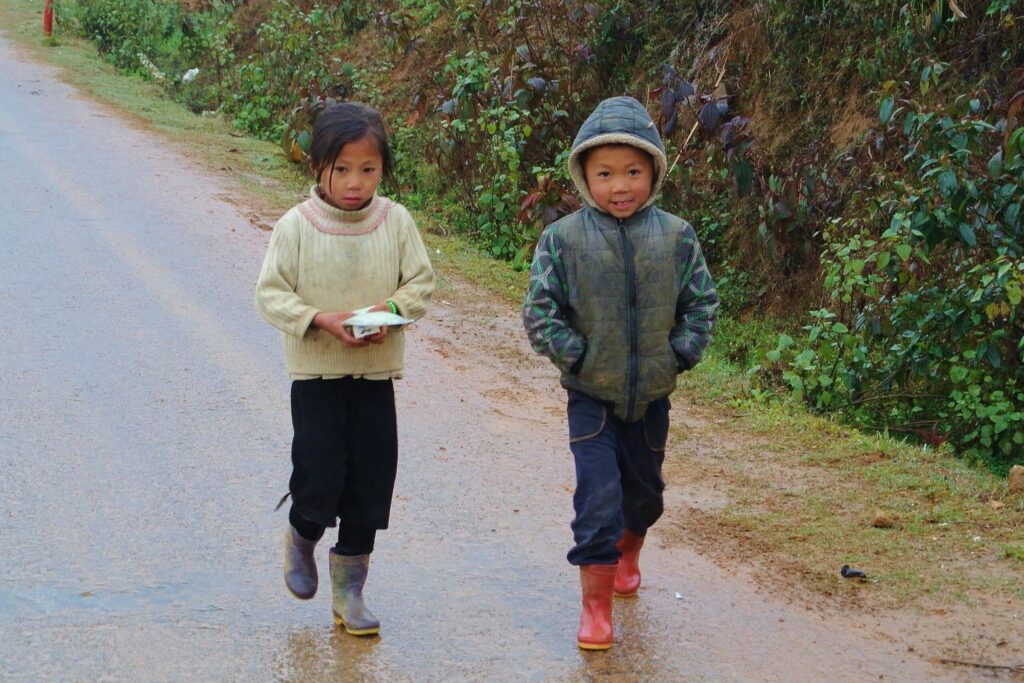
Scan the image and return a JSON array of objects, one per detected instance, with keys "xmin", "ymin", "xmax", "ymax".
[
  {"xmin": 427, "ymin": 0, "xmax": 648, "ymax": 259},
  {"xmin": 224, "ymin": 1, "xmax": 356, "ymax": 139},
  {"xmin": 769, "ymin": 89, "xmax": 1024, "ymax": 468},
  {"xmin": 171, "ymin": 1, "xmax": 237, "ymax": 114},
  {"xmin": 58, "ymin": 0, "xmax": 1024, "ymax": 467},
  {"xmin": 64, "ymin": 0, "xmax": 186, "ymax": 75}
]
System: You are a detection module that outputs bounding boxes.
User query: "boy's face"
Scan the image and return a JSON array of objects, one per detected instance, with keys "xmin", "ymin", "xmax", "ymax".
[{"xmin": 582, "ymin": 144, "xmax": 654, "ymax": 219}]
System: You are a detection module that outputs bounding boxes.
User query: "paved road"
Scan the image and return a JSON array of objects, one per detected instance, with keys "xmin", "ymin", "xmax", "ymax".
[{"xmin": 0, "ymin": 34, "xmax": 956, "ymax": 682}]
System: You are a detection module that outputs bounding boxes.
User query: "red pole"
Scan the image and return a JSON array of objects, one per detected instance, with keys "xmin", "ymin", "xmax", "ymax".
[{"xmin": 43, "ymin": 0, "xmax": 53, "ymax": 37}]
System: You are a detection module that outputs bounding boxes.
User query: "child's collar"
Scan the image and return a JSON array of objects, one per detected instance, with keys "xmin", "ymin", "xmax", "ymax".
[{"xmin": 300, "ymin": 185, "xmax": 392, "ymax": 235}]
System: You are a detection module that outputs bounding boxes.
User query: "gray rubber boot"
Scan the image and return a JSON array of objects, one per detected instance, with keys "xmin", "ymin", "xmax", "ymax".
[
  {"xmin": 284, "ymin": 525, "xmax": 318, "ymax": 600},
  {"xmin": 329, "ymin": 550, "xmax": 380, "ymax": 635}
]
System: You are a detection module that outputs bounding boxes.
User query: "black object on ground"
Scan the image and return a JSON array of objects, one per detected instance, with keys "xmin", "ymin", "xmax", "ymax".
[{"xmin": 840, "ymin": 565, "xmax": 867, "ymax": 579}]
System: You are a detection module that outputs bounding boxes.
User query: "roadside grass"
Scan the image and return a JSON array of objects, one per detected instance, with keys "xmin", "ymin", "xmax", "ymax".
[
  {"xmin": 672, "ymin": 307, "xmax": 1024, "ymax": 606},
  {"xmin": 421, "ymin": 231, "xmax": 529, "ymax": 304},
  {"xmin": 671, "ymin": 395, "xmax": 1024, "ymax": 607},
  {"xmin": 676, "ymin": 315, "xmax": 780, "ymax": 402},
  {"xmin": 5, "ymin": 0, "xmax": 1021, "ymax": 612}
]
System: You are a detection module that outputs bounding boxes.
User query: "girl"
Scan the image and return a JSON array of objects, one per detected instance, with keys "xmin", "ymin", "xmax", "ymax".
[{"xmin": 255, "ymin": 102, "xmax": 434, "ymax": 635}]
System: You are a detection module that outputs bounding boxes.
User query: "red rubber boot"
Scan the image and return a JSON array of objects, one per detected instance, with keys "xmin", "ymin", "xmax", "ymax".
[
  {"xmin": 614, "ymin": 529, "xmax": 645, "ymax": 597},
  {"xmin": 577, "ymin": 564, "xmax": 617, "ymax": 650}
]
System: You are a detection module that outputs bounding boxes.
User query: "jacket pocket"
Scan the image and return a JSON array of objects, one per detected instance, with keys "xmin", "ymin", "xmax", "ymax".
[
  {"xmin": 573, "ymin": 336, "xmax": 598, "ymax": 381},
  {"xmin": 567, "ymin": 390, "xmax": 606, "ymax": 443},
  {"xmin": 642, "ymin": 397, "xmax": 671, "ymax": 451}
]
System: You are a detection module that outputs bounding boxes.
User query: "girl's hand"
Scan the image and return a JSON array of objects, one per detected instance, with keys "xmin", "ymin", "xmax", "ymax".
[
  {"xmin": 313, "ymin": 312, "xmax": 369, "ymax": 348},
  {"xmin": 364, "ymin": 302, "xmax": 392, "ymax": 344},
  {"xmin": 366, "ymin": 326, "xmax": 389, "ymax": 344}
]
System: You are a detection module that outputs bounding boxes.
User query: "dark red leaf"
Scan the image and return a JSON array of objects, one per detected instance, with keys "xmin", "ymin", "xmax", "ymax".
[
  {"xmin": 697, "ymin": 102, "xmax": 721, "ymax": 131},
  {"xmin": 664, "ymin": 110, "xmax": 678, "ymax": 137},
  {"xmin": 674, "ymin": 81, "xmax": 695, "ymax": 98},
  {"xmin": 660, "ymin": 89, "xmax": 676, "ymax": 122},
  {"xmin": 661, "ymin": 63, "xmax": 678, "ymax": 86}
]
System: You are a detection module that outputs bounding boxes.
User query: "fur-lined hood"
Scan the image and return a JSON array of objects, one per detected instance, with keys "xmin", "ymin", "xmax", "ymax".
[{"xmin": 567, "ymin": 96, "xmax": 668, "ymax": 214}]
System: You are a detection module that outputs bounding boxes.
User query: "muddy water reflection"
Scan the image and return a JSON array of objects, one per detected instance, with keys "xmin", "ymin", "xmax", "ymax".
[{"xmin": 276, "ymin": 628, "xmax": 394, "ymax": 682}]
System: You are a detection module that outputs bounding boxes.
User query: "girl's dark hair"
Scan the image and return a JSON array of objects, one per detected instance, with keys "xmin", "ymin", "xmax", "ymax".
[{"xmin": 309, "ymin": 102, "xmax": 395, "ymax": 192}]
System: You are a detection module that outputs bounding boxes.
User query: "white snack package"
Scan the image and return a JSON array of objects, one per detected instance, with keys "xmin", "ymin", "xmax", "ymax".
[{"xmin": 346, "ymin": 307, "xmax": 414, "ymax": 338}]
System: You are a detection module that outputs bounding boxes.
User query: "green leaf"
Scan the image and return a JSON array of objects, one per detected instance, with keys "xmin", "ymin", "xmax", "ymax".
[
  {"xmin": 1010, "ymin": 127, "xmax": 1024, "ymax": 158},
  {"xmin": 783, "ymin": 371, "xmax": 804, "ymax": 394},
  {"xmin": 1006, "ymin": 203, "xmax": 1020, "ymax": 229},
  {"xmin": 878, "ymin": 251, "xmax": 892, "ymax": 269},
  {"xmin": 957, "ymin": 224, "xmax": 977, "ymax": 247},
  {"xmin": 296, "ymin": 129, "xmax": 311, "ymax": 155},
  {"xmin": 1007, "ymin": 282, "xmax": 1023, "ymax": 306},
  {"xmin": 903, "ymin": 111, "xmax": 917, "ymax": 136},
  {"xmin": 879, "ymin": 96, "xmax": 895, "ymax": 125},
  {"xmin": 897, "ymin": 244, "xmax": 912, "ymax": 261},
  {"xmin": 950, "ymin": 366, "xmax": 968, "ymax": 383},
  {"xmin": 733, "ymin": 159, "xmax": 753, "ymax": 197},
  {"xmin": 988, "ymin": 149, "xmax": 1004, "ymax": 177},
  {"xmin": 938, "ymin": 170, "xmax": 958, "ymax": 196},
  {"xmin": 795, "ymin": 349, "xmax": 816, "ymax": 366}
]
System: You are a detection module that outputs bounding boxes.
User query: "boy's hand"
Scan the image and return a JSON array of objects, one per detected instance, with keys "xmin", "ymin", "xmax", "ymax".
[{"xmin": 313, "ymin": 311, "xmax": 369, "ymax": 348}]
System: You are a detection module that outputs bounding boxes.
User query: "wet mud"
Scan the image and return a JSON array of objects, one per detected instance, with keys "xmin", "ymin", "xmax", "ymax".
[{"xmin": 0, "ymin": 35, "xmax": 980, "ymax": 682}]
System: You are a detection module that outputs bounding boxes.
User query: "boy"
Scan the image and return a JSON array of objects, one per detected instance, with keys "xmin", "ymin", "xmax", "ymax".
[{"xmin": 522, "ymin": 96, "xmax": 718, "ymax": 650}]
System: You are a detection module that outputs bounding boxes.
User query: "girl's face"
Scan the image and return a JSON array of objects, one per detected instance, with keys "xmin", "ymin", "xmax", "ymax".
[{"xmin": 318, "ymin": 135, "xmax": 384, "ymax": 210}]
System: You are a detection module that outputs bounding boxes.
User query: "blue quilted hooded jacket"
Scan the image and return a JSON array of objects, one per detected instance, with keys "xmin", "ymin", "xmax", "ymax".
[{"xmin": 522, "ymin": 96, "xmax": 719, "ymax": 421}]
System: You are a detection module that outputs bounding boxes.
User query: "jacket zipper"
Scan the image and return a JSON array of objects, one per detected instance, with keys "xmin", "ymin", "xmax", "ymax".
[{"xmin": 618, "ymin": 218, "xmax": 640, "ymax": 421}]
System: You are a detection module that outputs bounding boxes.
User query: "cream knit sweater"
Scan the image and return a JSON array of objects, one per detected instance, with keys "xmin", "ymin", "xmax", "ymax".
[{"xmin": 255, "ymin": 187, "xmax": 434, "ymax": 379}]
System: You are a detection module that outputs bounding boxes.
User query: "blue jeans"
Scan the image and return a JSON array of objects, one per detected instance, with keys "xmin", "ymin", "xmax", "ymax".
[{"xmin": 566, "ymin": 390, "xmax": 669, "ymax": 566}]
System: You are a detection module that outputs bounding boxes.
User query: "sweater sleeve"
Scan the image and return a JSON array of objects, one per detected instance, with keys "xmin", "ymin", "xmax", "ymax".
[
  {"xmin": 670, "ymin": 227, "xmax": 719, "ymax": 370},
  {"xmin": 254, "ymin": 213, "xmax": 320, "ymax": 338},
  {"xmin": 522, "ymin": 226, "xmax": 587, "ymax": 373},
  {"xmin": 388, "ymin": 206, "xmax": 434, "ymax": 321}
]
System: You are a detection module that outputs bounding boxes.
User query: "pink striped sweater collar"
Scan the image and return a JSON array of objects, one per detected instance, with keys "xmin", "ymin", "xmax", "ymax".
[{"xmin": 298, "ymin": 186, "xmax": 393, "ymax": 235}]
